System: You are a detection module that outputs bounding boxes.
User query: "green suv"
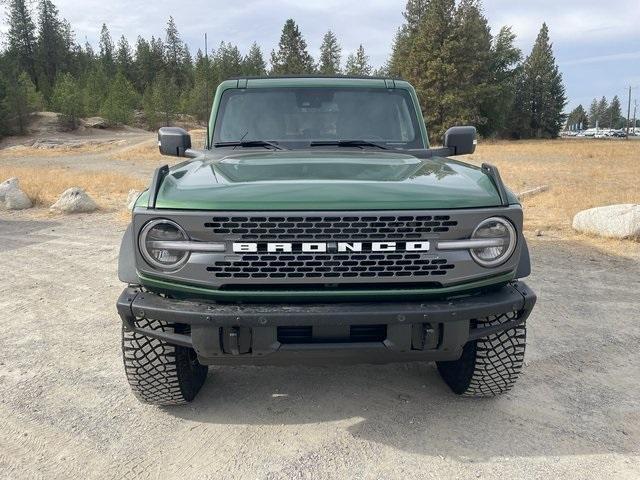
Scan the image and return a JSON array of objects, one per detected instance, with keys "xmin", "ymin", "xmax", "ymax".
[{"xmin": 117, "ymin": 76, "xmax": 536, "ymax": 405}]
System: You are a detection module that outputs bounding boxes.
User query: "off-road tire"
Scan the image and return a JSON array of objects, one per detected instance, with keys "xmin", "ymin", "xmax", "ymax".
[
  {"xmin": 122, "ymin": 318, "xmax": 208, "ymax": 406},
  {"xmin": 436, "ymin": 311, "xmax": 526, "ymax": 397}
]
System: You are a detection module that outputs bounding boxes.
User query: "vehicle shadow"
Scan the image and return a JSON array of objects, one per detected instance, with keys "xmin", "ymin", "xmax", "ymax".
[{"xmin": 166, "ymin": 353, "xmax": 638, "ymax": 460}]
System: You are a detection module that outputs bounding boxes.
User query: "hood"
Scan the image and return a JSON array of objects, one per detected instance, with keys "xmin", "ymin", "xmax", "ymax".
[{"xmin": 151, "ymin": 150, "xmax": 505, "ymax": 210}]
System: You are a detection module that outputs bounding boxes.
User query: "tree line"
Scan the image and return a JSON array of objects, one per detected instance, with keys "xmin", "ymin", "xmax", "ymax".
[
  {"xmin": 1, "ymin": 0, "xmax": 568, "ymax": 142},
  {"xmin": 565, "ymin": 96, "xmax": 634, "ymax": 131}
]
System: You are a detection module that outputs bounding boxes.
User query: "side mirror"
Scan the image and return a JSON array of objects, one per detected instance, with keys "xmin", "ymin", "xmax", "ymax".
[
  {"xmin": 443, "ymin": 126, "xmax": 477, "ymax": 155},
  {"xmin": 158, "ymin": 127, "xmax": 192, "ymax": 157}
]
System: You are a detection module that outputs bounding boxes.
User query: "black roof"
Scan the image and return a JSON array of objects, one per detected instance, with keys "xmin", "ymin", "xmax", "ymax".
[{"xmin": 227, "ymin": 74, "xmax": 405, "ymax": 81}]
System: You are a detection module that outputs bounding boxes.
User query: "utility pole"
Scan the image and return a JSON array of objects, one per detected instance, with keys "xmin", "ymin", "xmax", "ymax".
[
  {"xmin": 634, "ymin": 100, "xmax": 637, "ymax": 136},
  {"xmin": 627, "ymin": 85, "xmax": 632, "ymax": 135}
]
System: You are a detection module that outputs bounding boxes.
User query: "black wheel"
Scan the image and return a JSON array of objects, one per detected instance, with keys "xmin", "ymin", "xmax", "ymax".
[
  {"xmin": 436, "ymin": 311, "xmax": 526, "ymax": 397},
  {"xmin": 122, "ymin": 318, "xmax": 208, "ymax": 406}
]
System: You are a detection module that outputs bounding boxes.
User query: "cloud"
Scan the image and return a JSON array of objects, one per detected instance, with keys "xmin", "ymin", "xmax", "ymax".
[
  {"xmin": 560, "ymin": 51, "xmax": 640, "ymax": 67},
  {"xmin": 488, "ymin": 0, "xmax": 639, "ymax": 35}
]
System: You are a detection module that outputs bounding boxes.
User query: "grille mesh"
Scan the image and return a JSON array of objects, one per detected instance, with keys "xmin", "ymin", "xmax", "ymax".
[
  {"xmin": 206, "ymin": 252, "xmax": 455, "ymax": 280},
  {"xmin": 205, "ymin": 214, "xmax": 458, "ymax": 241}
]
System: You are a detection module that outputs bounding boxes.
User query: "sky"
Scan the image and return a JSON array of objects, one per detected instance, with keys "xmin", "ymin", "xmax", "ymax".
[{"xmin": 1, "ymin": 0, "xmax": 639, "ymax": 112}]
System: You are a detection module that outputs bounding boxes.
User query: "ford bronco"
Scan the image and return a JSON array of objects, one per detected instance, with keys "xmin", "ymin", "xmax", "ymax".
[{"xmin": 117, "ymin": 76, "xmax": 536, "ymax": 405}]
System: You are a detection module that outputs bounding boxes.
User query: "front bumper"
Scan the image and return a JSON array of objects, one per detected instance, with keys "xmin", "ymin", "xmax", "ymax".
[{"xmin": 117, "ymin": 281, "xmax": 536, "ymax": 365}]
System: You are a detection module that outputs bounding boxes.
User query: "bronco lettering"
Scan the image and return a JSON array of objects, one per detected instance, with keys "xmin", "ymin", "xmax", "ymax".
[{"xmin": 232, "ymin": 241, "xmax": 431, "ymax": 253}]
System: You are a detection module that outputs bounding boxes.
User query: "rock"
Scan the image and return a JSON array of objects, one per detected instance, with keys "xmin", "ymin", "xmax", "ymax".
[
  {"xmin": 4, "ymin": 187, "xmax": 33, "ymax": 210},
  {"xmin": 127, "ymin": 190, "xmax": 142, "ymax": 211},
  {"xmin": 31, "ymin": 139, "xmax": 64, "ymax": 149},
  {"xmin": 517, "ymin": 185, "xmax": 549, "ymax": 200},
  {"xmin": 84, "ymin": 117, "xmax": 108, "ymax": 129},
  {"xmin": 572, "ymin": 204, "xmax": 640, "ymax": 240},
  {"xmin": 50, "ymin": 187, "xmax": 98, "ymax": 213},
  {"xmin": 0, "ymin": 177, "xmax": 19, "ymax": 203}
]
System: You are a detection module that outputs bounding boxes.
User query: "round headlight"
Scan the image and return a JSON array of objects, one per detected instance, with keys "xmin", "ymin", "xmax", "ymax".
[
  {"xmin": 470, "ymin": 217, "xmax": 516, "ymax": 267},
  {"xmin": 139, "ymin": 219, "xmax": 190, "ymax": 271}
]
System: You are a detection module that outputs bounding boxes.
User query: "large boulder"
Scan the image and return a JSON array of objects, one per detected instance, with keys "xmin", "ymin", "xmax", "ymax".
[
  {"xmin": 4, "ymin": 187, "xmax": 33, "ymax": 210},
  {"xmin": 572, "ymin": 204, "xmax": 640, "ymax": 240},
  {"xmin": 50, "ymin": 187, "xmax": 98, "ymax": 213},
  {"xmin": 84, "ymin": 117, "xmax": 108, "ymax": 129},
  {"xmin": 0, "ymin": 177, "xmax": 19, "ymax": 203}
]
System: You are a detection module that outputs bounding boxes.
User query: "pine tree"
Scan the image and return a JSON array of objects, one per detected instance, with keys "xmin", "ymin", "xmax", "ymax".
[
  {"xmin": 187, "ymin": 49, "xmax": 213, "ymax": 122},
  {"xmin": 607, "ymin": 95, "xmax": 623, "ymax": 129},
  {"xmin": 84, "ymin": 41, "xmax": 95, "ymax": 61},
  {"xmin": 142, "ymin": 85, "xmax": 158, "ymax": 130},
  {"xmin": 36, "ymin": 0, "xmax": 66, "ymax": 102},
  {"xmin": 403, "ymin": 0, "xmax": 430, "ymax": 27},
  {"xmin": 0, "ymin": 74, "xmax": 9, "ymax": 138},
  {"xmin": 406, "ymin": 0, "xmax": 457, "ymax": 141},
  {"xmin": 6, "ymin": 0, "xmax": 37, "ymax": 84},
  {"xmin": 566, "ymin": 104, "xmax": 588, "ymax": 131},
  {"xmin": 116, "ymin": 35, "xmax": 133, "ymax": 78},
  {"xmin": 512, "ymin": 23, "xmax": 566, "ymax": 138},
  {"xmin": 270, "ymin": 19, "xmax": 315, "ymax": 75},
  {"xmin": 101, "ymin": 72, "xmax": 138, "ymax": 125},
  {"xmin": 60, "ymin": 19, "xmax": 76, "ymax": 74},
  {"xmin": 388, "ymin": 0, "xmax": 429, "ymax": 77},
  {"xmin": 318, "ymin": 31, "xmax": 341, "ymax": 75},
  {"xmin": 213, "ymin": 42, "xmax": 243, "ymax": 82},
  {"xmin": 588, "ymin": 98, "xmax": 599, "ymax": 128},
  {"xmin": 242, "ymin": 43, "xmax": 267, "ymax": 76},
  {"xmin": 595, "ymin": 96, "xmax": 609, "ymax": 128},
  {"xmin": 82, "ymin": 66, "xmax": 108, "ymax": 116},
  {"xmin": 483, "ymin": 26, "xmax": 521, "ymax": 136},
  {"xmin": 150, "ymin": 72, "xmax": 179, "ymax": 126},
  {"xmin": 4, "ymin": 72, "xmax": 43, "ymax": 134},
  {"xmin": 164, "ymin": 16, "xmax": 188, "ymax": 87},
  {"xmin": 447, "ymin": 0, "xmax": 493, "ymax": 131},
  {"xmin": 345, "ymin": 45, "xmax": 372, "ymax": 76},
  {"xmin": 182, "ymin": 44, "xmax": 194, "ymax": 88},
  {"xmin": 99, "ymin": 24, "xmax": 115, "ymax": 76},
  {"xmin": 133, "ymin": 37, "xmax": 153, "ymax": 92},
  {"xmin": 52, "ymin": 72, "xmax": 83, "ymax": 129}
]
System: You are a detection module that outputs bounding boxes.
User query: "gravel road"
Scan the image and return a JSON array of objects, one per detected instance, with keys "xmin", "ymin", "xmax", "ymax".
[{"xmin": 1, "ymin": 211, "xmax": 639, "ymax": 479}]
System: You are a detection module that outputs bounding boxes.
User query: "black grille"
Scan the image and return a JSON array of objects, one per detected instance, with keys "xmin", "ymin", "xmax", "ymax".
[
  {"xmin": 205, "ymin": 214, "xmax": 458, "ymax": 241},
  {"xmin": 277, "ymin": 325, "xmax": 387, "ymax": 344},
  {"xmin": 206, "ymin": 252, "xmax": 455, "ymax": 279}
]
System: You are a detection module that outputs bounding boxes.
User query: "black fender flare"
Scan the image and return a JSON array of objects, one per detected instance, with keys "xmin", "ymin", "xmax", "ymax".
[{"xmin": 118, "ymin": 224, "xmax": 139, "ymax": 284}]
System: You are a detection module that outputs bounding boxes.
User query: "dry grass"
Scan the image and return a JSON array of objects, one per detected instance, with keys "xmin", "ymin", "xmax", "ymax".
[
  {"xmin": 463, "ymin": 139, "xmax": 640, "ymax": 257},
  {"xmin": 0, "ymin": 166, "xmax": 146, "ymax": 211},
  {"xmin": 108, "ymin": 139, "xmax": 165, "ymax": 164}
]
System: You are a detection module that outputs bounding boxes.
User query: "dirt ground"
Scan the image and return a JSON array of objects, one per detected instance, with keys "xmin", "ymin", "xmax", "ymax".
[
  {"xmin": 0, "ymin": 210, "xmax": 639, "ymax": 479},
  {"xmin": 1, "ymin": 127, "xmax": 639, "ymax": 478}
]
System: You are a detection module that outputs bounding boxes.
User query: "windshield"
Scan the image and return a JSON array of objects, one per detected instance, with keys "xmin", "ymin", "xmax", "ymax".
[{"xmin": 212, "ymin": 87, "xmax": 423, "ymax": 149}]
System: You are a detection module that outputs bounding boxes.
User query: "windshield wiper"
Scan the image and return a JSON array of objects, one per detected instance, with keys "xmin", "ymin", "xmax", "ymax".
[
  {"xmin": 213, "ymin": 140, "xmax": 287, "ymax": 150},
  {"xmin": 309, "ymin": 140, "xmax": 389, "ymax": 150}
]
